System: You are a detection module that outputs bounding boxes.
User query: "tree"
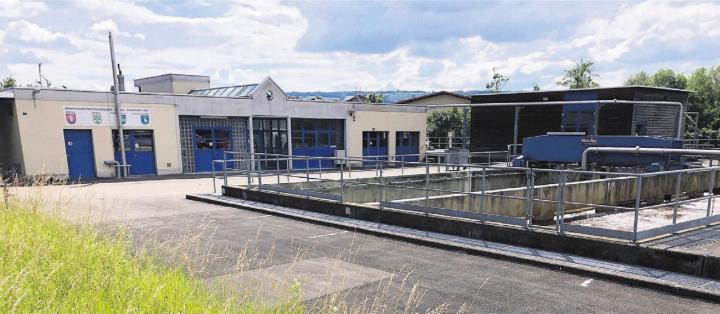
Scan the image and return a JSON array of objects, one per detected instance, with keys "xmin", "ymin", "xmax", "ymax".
[
  {"xmin": 485, "ymin": 68, "xmax": 509, "ymax": 93},
  {"xmin": 531, "ymin": 82, "xmax": 541, "ymax": 91},
  {"xmin": 556, "ymin": 59, "xmax": 599, "ymax": 89},
  {"xmin": 687, "ymin": 66, "xmax": 720, "ymax": 136},
  {"xmin": 427, "ymin": 107, "xmax": 464, "ymax": 138},
  {"xmin": 625, "ymin": 71, "xmax": 653, "ymax": 86},
  {"xmin": 1, "ymin": 76, "xmax": 16, "ymax": 89},
  {"xmin": 652, "ymin": 69, "xmax": 687, "ymax": 89},
  {"xmin": 367, "ymin": 92, "xmax": 384, "ymax": 103}
]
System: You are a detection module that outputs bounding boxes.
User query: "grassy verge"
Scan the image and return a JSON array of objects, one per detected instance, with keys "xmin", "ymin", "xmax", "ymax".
[{"xmin": 0, "ymin": 193, "xmax": 303, "ymax": 313}]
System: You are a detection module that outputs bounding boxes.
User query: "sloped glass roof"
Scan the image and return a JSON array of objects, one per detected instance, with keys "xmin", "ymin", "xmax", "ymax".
[{"xmin": 189, "ymin": 84, "xmax": 258, "ymax": 97}]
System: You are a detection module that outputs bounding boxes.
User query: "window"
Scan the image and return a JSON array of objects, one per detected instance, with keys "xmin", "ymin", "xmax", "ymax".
[
  {"xmin": 289, "ymin": 119, "xmax": 345, "ymax": 150},
  {"xmin": 562, "ymin": 104, "xmax": 595, "ymax": 134}
]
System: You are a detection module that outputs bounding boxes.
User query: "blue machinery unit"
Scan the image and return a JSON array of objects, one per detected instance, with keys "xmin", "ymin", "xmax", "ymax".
[{"xmin": 512, "ymin": 133, "xmax": 684, "ymax": 171}]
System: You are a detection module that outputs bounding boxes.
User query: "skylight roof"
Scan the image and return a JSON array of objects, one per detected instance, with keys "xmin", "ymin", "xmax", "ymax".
[{"xmin": 188, "ymin": 84, "xmax": 258, "ymax": 97}]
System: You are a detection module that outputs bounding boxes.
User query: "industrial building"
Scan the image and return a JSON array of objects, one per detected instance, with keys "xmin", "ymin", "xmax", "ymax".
[
  {"xmin": 469, "ymin": 86, "xmax": 690, "ymax": 152},
  {"xmin": 0, "ymin": 74, "xmax": 427, "ymax": 179}
]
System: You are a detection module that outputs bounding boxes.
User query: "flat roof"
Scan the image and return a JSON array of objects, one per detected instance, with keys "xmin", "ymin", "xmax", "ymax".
[{"xmin": 397, "ymin": 91, "xmax": 471, "ymax": 104}]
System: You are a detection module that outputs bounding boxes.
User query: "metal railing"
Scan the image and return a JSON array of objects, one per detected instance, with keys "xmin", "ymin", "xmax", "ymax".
[
  {"xmin": 211, "ymin": 151, "xmax": 720, "ymax": 244},
  {"xmin": 428, "ymin": 136, "xmax": 466, "ymax": 149}
]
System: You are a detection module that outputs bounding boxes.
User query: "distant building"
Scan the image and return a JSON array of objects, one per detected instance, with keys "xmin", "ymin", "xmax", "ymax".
[
  {"xmin": 396, "ymin": 91, "xmax": 471, "ymax": 106},
  {"xmin": 0, "ymin": 74, "xmax": 427, "ymax": 179},
  {"xmin": 470, "ymin": 86, "xmax": 690, "ymax": 152},
  {"xmin": 343, "ymin": 94, "xmax": 369, "ymax": 103}
]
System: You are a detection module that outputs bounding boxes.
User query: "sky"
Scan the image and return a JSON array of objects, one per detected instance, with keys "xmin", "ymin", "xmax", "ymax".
[{"xmin": 1, "ymin": 0, "xmax": 719, "ymax": 92}]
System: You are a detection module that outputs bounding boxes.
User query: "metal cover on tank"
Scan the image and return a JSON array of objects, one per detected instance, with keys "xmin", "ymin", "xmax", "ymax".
[{"xmin": 520, "ymin": 134, "xmax": 682, "ymax": 165}]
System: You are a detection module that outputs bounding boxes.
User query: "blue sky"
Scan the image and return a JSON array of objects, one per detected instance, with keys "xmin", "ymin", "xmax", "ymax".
[{"xmin": 1, "ymin": 0, "xmax": 719, "ymax": 92}]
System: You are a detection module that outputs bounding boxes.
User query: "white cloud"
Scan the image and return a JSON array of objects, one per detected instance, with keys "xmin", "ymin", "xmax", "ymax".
[
  {"xmin": 1, "ymin": 0, "xmax": 720, "ymax": 91},
  {"xmin": 90, "ymin": 19, "xmax": 145, "ymax": 40},
  {"xmin": 0, "ymin": 0, "xmax": 48, "ymax": 18},
  {"xmin": 5, "ymin": 21, "xmax": 62, "ymax": 43}
]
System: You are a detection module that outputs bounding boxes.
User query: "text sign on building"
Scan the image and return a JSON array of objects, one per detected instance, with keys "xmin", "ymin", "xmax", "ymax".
[{"xmin": 63, "ymin": 106, "xmax": 151, "ymax": 127}]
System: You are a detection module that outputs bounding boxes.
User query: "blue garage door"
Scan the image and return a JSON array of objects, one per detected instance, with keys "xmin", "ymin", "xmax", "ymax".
[
  {"xmin": 395, "ymin": 131, "xmax": 420, "ymax": 162},
  {"xmin": 291, "ymin": 119, "xmax": 344, "ymax": 169},
  {"xmin": 64, "ymin": 129, "xmax": 96, "ymax": 180},
  {"xmin": 362, "ymin": 131, "xmax": 388, "ymax": 166},
  {"xmin": 194, "ymin": 127, "xmax": 233, "ymax": 172},
  {"xmin": 113, "ymin": 130, "xmax": 156, "ymax": 176}
]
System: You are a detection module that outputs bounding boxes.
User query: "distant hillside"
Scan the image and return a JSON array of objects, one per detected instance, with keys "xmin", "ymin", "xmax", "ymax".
[{"xmin": 286, "ymin": 90, "xmax": 488, "ymax": 103}]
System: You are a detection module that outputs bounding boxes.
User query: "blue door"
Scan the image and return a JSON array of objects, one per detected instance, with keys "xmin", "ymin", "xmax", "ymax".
[
  {"xmin": 194, "ymin": 127, "xmax": 233, "ymax": 172},
  {"xmin": 64, "ymin": 130, "xmax": 96, "ymax": 180},
  {"xmin": 395, "ymin": 131, "xmax": 420, "ymax": 162},
  {"xmin": 362, "ymin": 131, "xmax": 388, "ymax": 166},
  {"xmin": 114, "ymin": 130, "xmax": 156, "ymax": 176}
]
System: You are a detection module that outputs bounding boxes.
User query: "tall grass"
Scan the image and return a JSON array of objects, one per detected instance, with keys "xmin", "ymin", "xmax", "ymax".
[{"xmin": 0, "ymin": 188, "xmax": 303, "ymax": 313}]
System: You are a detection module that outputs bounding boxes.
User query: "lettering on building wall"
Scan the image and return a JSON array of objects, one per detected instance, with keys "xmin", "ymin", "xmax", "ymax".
[{"xmin": 63, "ymin": 106, "xmax": 151, "ymax": 127}]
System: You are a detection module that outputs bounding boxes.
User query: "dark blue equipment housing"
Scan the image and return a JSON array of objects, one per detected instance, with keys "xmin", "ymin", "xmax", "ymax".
[{"xmin": 512, "ymin": 134, "xmax": 683, "ymax": 170}]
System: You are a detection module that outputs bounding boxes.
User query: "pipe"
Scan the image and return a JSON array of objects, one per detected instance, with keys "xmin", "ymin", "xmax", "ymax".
[{"xmin": 581, "ymin": 147, "xmax": 720, "ymax": 169}]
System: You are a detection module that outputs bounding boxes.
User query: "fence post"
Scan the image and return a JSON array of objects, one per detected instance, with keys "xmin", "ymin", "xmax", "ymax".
[
  {"xmin": 318, "ymin": 158, "xmax": 323, "ymax": 179},
  {"xmin": 306, "ymin": 158, "xmax": 310, "ymax": 182},
  {"xmin": 378, "ymin": 160, "xmax": 384, "ymax": 228},
  {"xmin": 257, "ymin": 155, "xmax": 263, "ymax": 190},
  {"xmin": 212, "ymin": 160, "xmax": 217, "ymax": 194},
  {"xmin": 480, "ymin": 167, "xmax": 486, "ymax": 214},
  {"xmin": 633, "ymin": 176, "xmax": 643, "ymax": 243},
  {"xmin": 401, "ymin": 155, "xmax": 405, "ymax": 176},
  {"xmin": 340, "ymin": 160, "xmax": 345, "ymax": 202},
  {"xmin": 276, "ymin": 155, "xmax": 280, "ymax": 184},
  {"xmin": 223, "ymin": 151, "xmax": 228, "ymax": 187},
  {"xmin": 673, "ymin": 172, "xmax": 682, "ymax": 226},
  {"xmin": 524, "ymin": 168, "xmax": 535, "ymax": 229},
  {"xmin": 556, "ymin": 170, "xmax": 567, "ymax": 234},
  {"xmin": 287, "ymin": 155, "xmax": 291, "ymax": 182},
  {"xmin": 707, "ymin": 169, "xmax": 716, "ymax": 218},
  {"xmin": 246, "ymin": 153, "xmax": 252, "ymax": 187}
]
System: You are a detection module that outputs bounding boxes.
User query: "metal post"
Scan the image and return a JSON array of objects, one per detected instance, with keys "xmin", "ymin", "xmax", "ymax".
[
  {"xmin": 340, "ymin": 161, "xmax": 345, "ymax": 202},
  {"xmin": 512, "ymin": 106, "xmax": 520, "ymax": 156},
  {"xmin": 378, "ymin": 161, "xmax": 384, "ymax": 228},
  {"xmin": 109, "ymin": 32, "xmax": 127, "ymax": 178},
  {"xmin": 257, "ymin": 156, "xmax": 262, "ymax": 189},
  {"xmin": 286, "ymin": 155, "xmax": 291, "ymax": 182},
  {"xmin": 276, "ymin": 155, "xmax": 280, "ymax": 183},
  {"xmin": 524, "ymin": 168, "xmax": 535, "ymax": 229},
  {"xmin": 707, "ymin": 169, "xmax": 716, "ymax": 217},
  {"xmin": 633, "ymin": 176, "xmax": 643, "ymax": 243},
  {"xmin": 306, "ymin": 158, "xmax": 310, "ymax": 182},
  {"xmin": 212, "ymin": 160, "xmax": 217, "ymax": 194},
  {"xmin": 480, "ymin": 167, "xmax": 486, "ymax": 213},
  {"xmin": 556, "ymin": 170, "xmax": 567, "ymax": 234},
  {"xmin": 222, "ymin": 151, "xmax": 228, "ymax": 187},
  {"xmin": 425, "ymin": 162, "xmax": 430, "ymax": 205},
  {"xmin": 318, "ymin": 158, "xmax": 322, "ymax": 179},
  {"xmin": 462, "ymin": 107, "xmax": 469, "ymax": 149},
  {"xmin": 401, "ymin": 155, "xmax": 405, "ymax": 176},
  {"xmin": 673, "ymin": 172, "xmax": 682, "ymax": 226},
  {"xmin": 246, "ymin": 153, "xmax": 252, "ymax": 187}
]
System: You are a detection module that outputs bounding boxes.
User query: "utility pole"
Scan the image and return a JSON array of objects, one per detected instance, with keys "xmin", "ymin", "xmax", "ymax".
[{"xmin": 109, "ymin": 32, "xmax": 128, "ymax": 178}]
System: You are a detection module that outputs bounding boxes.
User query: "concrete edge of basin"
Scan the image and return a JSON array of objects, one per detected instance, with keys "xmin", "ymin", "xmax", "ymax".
[{"xmin": 187, "ymin": 193, "xmax": 720, "ymax": 304}]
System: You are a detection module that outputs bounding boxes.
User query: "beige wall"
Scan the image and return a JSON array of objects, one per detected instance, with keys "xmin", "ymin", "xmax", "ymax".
[
  {"xmin": 13, "ymin": 99, "xmax": 181, "ymax": 178},
  {"xmin": 402, "ymin": 94, "xmax": 470, "ymax": 106},
  {"xmin": 346, "ymin": 110, "xmax": 427, "ymax": 163}
]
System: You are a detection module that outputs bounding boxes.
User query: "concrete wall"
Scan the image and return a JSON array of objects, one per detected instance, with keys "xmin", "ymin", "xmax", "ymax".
[
  {"xmin": 0, "ymin": 99, "xmax": 24, "ymax": 174},
  {"xmin": 12, "ymin": 94, "xmax": 181, "ymax": 178},
  {"xmin": 400, "ymin": 170, "xmax": 720, "ymax": 221}
]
